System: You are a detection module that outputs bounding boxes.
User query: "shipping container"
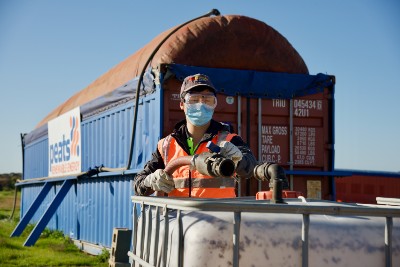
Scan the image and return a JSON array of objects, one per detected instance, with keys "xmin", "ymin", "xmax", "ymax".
[
  {"xmin": 336, "ymin": 170, "xmax": 400, "ymax": 204},
  {"xmin": 14, "ymin": 13, "xmax": 347, "ymax": 253}
]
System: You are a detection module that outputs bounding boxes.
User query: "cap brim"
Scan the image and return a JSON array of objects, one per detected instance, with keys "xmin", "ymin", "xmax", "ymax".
[{"xmin": 183, "ymin": 84, "xmax": 216, "ymax": 93}]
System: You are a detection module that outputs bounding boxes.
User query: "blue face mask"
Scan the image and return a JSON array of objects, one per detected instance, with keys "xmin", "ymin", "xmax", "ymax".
[{"xmin": 185, "ymin": 103, "xmax": 214, "ymax": 126}]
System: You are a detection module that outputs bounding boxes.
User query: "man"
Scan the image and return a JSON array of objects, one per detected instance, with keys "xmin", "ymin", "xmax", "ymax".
[{"xmin": 133, "ymin": 73, "xmax": 257, "ymax": 198}]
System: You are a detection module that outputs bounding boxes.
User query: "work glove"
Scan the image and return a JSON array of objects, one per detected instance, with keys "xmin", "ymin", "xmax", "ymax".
[
  {"xmin": 143, "ymin": 169, "xmax": 175, "ymax": 193},
  {"xmin": 219, "ymin": 141, "xmax": 243, "ymax": 166}
]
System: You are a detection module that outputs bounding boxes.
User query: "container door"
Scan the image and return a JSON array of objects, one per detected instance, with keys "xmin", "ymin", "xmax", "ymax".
[{"xmin": 162, "ymin": 78, "xmax": 333, "ymax": 199}]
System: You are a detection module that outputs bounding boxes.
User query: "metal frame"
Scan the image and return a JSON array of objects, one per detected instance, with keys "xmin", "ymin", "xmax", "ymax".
[
  {"xmin": 129, "ymin": 196, "xmax": 400, "ymax": 267},
  {"xmin": 11, "ymin": 179, "xmax": 74, "ymax": 246}
]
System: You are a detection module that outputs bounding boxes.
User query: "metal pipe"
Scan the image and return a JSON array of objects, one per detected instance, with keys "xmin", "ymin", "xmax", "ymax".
[
  {"xmin": 237, "ymin": 96, "xmax": 242, "ymax": 136},
  {"xmin": 132, "ymin": 196, "xmax": 400, "ymax": 217},
  {"xmin": 128, "ymin": 251, "xmax": 154, "ymax": 267},
  {"xmin": 237, "ymin": 95, "xmax": 242, "ymax": 197},
  {"xmin": 132, "ymin": 203, "xmax": 138, "ymax": 256},
  {"xmin": 245, "ymin": 97, "xmax": 251, "ymax": 196},
  {"xmin": 162, "ymin": 205, "xmax": 169, "ymax": 267},
  {"xmin": 177, "ymin": 210, "xmax": 184, "ymax": 266},
  {"xmin": 329, "ymin": 81, "xmax": 336, "ymax": 201},
  {"xmin": 233, "ymin": 211, "xmax": 241, "ymax": 267},
  {"xmin": 271, "ymin": 178, "xmax": 284, "ymax": 204},
  {"xmin": 302, "ymin": 214, "xmax": 310, "ymax": 267},
  {"xmin": 257, "ymin": 98, "xmax": 262, "ymax": 192},
  {"xmin": 139, "ymin": 201, "xmax": 146, "ymax": 260},
  {"xmin": 145, "ymin": 205, "xmax": 152, "ymax": 262},
  {"xmin": 385, "ymin": 216, "xmax": 393, "ymax": 267},
  {"xmin": 289, "ymin": 99, "xmax": 294, "ymax": 190},
  {"xmin": 153, "ymin": 206, "xmax": 160, "ymax": 266}
]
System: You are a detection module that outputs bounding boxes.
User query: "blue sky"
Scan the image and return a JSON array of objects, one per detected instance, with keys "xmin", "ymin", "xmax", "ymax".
[{"xmin": 0, "ymin": 1, "xmax": 399, "ymax": 173}]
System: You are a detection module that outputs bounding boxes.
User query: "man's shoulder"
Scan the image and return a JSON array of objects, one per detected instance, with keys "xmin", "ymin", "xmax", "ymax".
[{"xmin": 210, "ymin": 120, "xmax": 235, "ymax": 133}]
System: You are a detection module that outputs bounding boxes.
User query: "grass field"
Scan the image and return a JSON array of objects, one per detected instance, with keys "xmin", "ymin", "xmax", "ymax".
[{"xmin": 0, "ymin": 190, "xmax": 109, "ymax": 267}]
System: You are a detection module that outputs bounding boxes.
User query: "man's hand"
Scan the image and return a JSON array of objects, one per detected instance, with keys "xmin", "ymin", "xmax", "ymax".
[
  {"xmin": 219, "ymin": 141, "xmax": 243, "ymax": 165},
  {"xmin": 143, "ymin": 169, "xmax": 175, "ymax": 193}
]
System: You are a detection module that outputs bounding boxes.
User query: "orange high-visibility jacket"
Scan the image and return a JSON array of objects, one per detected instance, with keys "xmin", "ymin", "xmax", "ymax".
[{"xmin": 158, "ymin": 132, "xmax": 237, "ymax": 198}]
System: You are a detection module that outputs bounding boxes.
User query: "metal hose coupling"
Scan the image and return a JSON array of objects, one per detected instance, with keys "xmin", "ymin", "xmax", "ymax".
[
  {"xmin": 253, "ymin": 162, "xmax": 288, "ymax": 188},
  {"xmin": 253, "ymin": 162, "xmax": 289, "ymax": 204},
  {"xmin": 192, "ymin": 152, "xmax": 236, "ymax": 178}
]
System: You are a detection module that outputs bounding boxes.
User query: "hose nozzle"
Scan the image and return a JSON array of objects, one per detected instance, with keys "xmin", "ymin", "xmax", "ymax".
[
  {"xmin": 192, "ymin": 152, "xmax": 235, "ymax": 177},
  {"xmin": 209, "ymin": 9, "xmax": 221, "ymax": 16}
]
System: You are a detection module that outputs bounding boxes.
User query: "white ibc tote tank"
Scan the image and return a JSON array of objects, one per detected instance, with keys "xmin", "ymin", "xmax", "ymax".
[{"xmin": 130, "ymin": 197, "xmax": 400, "ymax": 267}]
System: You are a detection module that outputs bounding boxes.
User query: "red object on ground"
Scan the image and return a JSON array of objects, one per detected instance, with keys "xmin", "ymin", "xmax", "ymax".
[{"xmin": 256, "ymin": 190, "xmax": 303, "ymax": 200}]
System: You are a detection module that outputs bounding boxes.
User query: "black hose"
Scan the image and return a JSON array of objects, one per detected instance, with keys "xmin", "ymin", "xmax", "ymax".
[
  {"xmin": 8, "ymin": 186, "xmax": 19, "ymax": 221},
  {"xmin": 126, "ymin": 9, "xmax": 221, "ymax": 170},
  {"xmin": 9, "ymin": 133, "xmax": 25, "ymax": 220}
]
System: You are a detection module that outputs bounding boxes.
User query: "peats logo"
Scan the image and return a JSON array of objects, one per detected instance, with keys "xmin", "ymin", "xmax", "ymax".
[
  {"xmin": 69, "ymin": 115, "xmax": 80, "ymax": 157},
  {"xmin": 48, "ymin": 107, "xmax": 81, "ymax": 176}
]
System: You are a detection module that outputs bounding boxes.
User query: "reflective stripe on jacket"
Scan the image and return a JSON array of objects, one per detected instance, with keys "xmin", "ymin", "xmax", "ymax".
[{"xmin": 158, "ymin": 131, "xmax": 237, "ymax": 198}]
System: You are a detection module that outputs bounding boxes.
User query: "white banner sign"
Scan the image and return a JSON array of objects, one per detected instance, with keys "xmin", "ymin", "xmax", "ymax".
[{"xmin": 48, "ymin": 107, "xmax": 81, "ymax": 177}]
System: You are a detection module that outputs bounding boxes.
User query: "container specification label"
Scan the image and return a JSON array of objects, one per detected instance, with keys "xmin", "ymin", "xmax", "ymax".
[
  {"xmin": 260, "ymin": 125, "xmax": 288, "ymax": 164},
  {"xmin": 48, "ymin": 107, "xmax": 81, "ymax": 177},
  {"xmin": 259, "ymin": 98, "xmax": 325, "ymax": 167},
  {"xmin": 261, "ymin": 125, "xmax": 319, "ymax": 166},
  {"xmin": 294, "ymin": 127, "xmax": 316, "ymax": 165}
]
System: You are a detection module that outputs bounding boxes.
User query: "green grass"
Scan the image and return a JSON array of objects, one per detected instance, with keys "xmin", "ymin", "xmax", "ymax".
[{"xmin": 0, "ymin": 190, "xmax": 109, "ymax": 267}]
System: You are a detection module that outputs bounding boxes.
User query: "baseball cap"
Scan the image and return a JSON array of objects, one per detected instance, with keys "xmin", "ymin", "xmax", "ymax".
[{"xmin": 180, "ymin": 74, "xmax": 216, "ymax": 98}]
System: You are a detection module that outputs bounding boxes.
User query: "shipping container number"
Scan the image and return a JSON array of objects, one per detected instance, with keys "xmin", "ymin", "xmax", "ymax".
[
  {"xmin": 293, "ymin": 100, "xmax": 322, "ymax": 117},
  {"xmin": 294, "ymin": 108, "xmax": 309, "ymax": 117}
]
